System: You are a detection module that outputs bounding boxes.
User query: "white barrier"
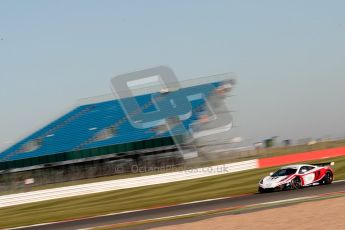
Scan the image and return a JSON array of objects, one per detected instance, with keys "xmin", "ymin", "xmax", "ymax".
[{"xmin": 0, "ymin": 159, "xmax": 258, "ymax": 208}]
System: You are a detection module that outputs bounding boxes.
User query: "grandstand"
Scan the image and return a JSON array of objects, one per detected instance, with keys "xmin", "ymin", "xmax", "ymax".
[{"xmin": 0, "ymin": 74, "xmax": 234, "ymax": 188}]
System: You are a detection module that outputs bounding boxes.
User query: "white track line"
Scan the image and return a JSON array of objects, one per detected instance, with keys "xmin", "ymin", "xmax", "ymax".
[
  {"xmin": 78, "ymin": 193, "xmax": 343, "ymax": 230},
  {"xmin": 8, "ymin": 183, "xmax": 345, "ymax": 230}
]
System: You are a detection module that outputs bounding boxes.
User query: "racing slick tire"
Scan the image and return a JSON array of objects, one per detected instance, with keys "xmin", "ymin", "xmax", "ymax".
[
  {"xmin": 321, "ymin": 171, "xmax": 333, "ymax": 185},
  {"xmin": 291, "ymin": 177, "xmax": 302, "ymax": 189}
]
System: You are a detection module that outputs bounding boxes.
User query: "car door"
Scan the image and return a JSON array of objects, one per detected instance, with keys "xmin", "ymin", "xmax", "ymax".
[{"xmin": 300, "ymin": 166, "xmax": 315, "ymax": 185}]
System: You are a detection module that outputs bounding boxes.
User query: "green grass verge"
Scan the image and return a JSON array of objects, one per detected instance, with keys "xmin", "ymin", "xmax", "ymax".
[{"xmin": 1, "ymin": 156, "xmax": 345, "ymax": 229}]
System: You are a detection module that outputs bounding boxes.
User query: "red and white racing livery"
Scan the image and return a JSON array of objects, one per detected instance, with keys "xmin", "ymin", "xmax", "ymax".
[{"xmin": 258, "ymin": 162, "xmax": 334, "ymax": 193}]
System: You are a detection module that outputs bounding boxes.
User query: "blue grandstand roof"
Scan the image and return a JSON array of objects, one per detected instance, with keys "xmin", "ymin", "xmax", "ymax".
[{"xmin": 0, "ymin": 81, "xmax": 226, "ymax": 162}]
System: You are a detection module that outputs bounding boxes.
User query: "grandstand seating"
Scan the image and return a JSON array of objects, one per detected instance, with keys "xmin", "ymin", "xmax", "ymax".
[{"xmin": 0, "ymin": 82, "xmax": 222, "ymax": 170}]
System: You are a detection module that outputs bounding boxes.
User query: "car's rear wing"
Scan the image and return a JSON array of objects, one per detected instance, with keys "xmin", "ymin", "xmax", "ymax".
[{"xmin": 313, "ymin": 162, "xmax": 335, "ymax": 167}]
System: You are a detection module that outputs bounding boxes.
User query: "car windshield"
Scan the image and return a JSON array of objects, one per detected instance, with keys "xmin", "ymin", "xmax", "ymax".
[{"xmin": 272, "ymin": 168, "xmax": 297, "ymax": 177}]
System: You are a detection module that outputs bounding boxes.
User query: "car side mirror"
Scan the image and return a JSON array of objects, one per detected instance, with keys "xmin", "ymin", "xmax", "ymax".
[{"xmin": 269, "ymin": 172, "xmax": 273, "ymax": 176}]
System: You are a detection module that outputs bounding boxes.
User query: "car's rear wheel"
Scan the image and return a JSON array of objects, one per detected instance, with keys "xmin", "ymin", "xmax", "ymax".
[
  {"xmin": 291, "ymin": 177, "xmax": 302, "ymax": 189},
  {"xmin": 322, "ymin": 171, "xmax": 333, "ymax": 185}
]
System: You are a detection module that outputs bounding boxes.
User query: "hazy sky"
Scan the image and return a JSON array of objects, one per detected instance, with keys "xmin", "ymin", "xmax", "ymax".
[{"xmin": 1, "ymin": 0, "xmax": 345, "ymax": 149}]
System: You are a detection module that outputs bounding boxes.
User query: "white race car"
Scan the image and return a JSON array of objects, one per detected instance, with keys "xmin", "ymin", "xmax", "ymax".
[{"xmin": 258, "ymin": 162, "xmax": 334, "ymax": 193}]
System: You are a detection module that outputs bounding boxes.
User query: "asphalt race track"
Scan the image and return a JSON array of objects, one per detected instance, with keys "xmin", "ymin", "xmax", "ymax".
[{"xmin": 17, "ymin": 181, "xmax": 345, "ymax": 230}]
